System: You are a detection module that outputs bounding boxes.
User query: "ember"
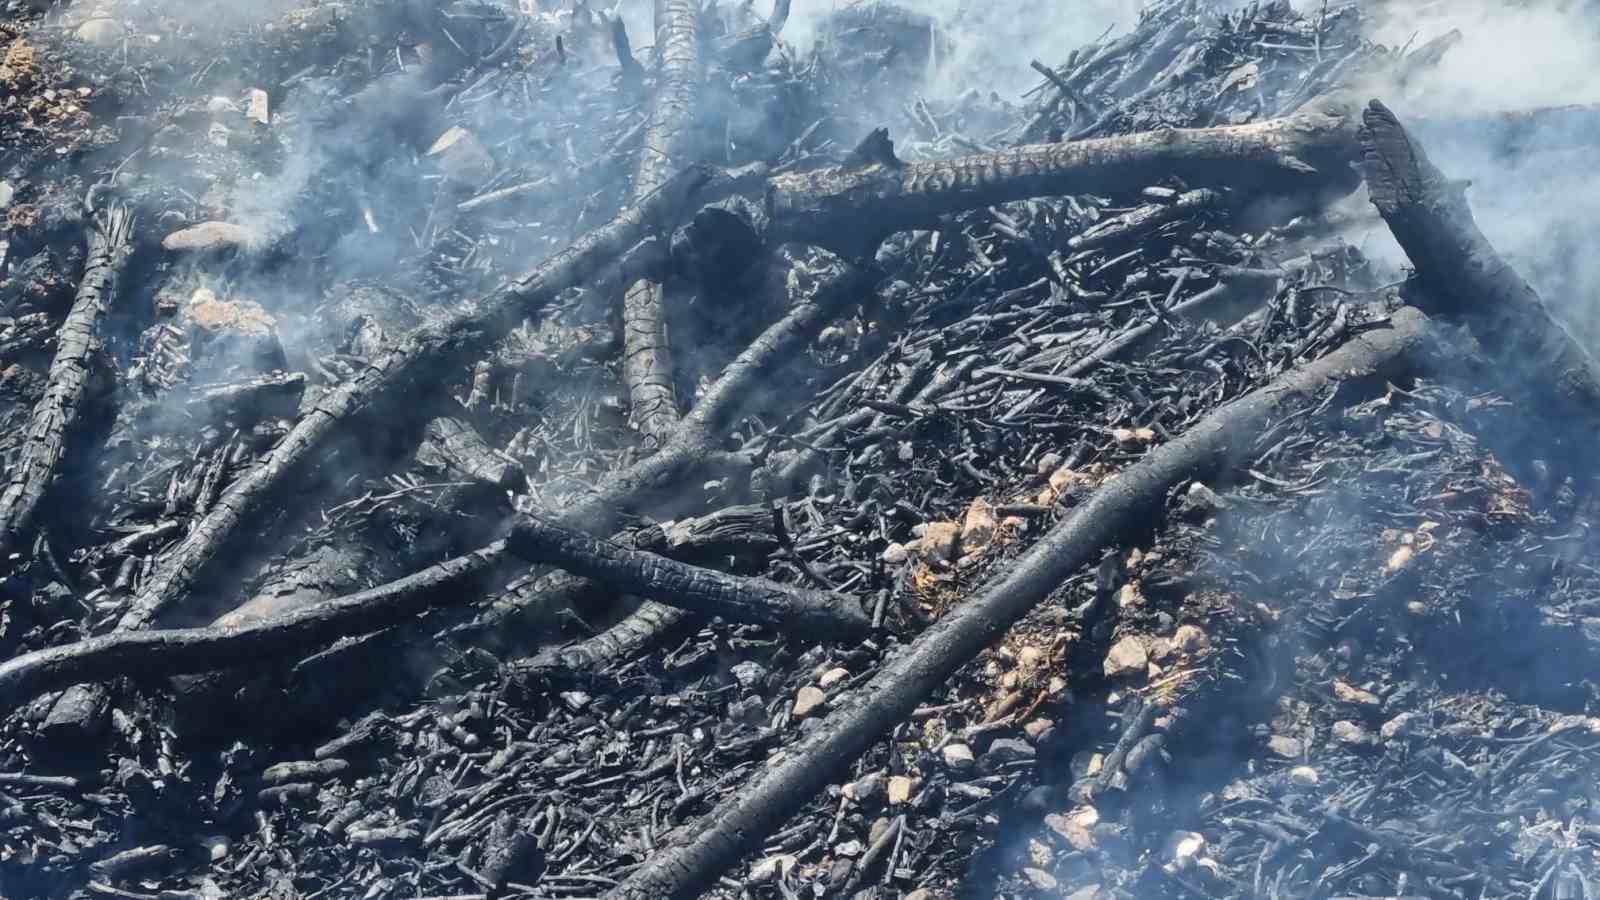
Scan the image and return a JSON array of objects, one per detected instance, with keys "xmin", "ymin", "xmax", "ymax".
[{"xmin": 1, "ymin": 0, "xmax": 1599, "ymax": 898}]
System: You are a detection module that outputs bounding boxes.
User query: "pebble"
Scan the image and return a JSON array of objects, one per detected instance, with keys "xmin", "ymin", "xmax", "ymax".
[
  {"xmin": 1173, "ymin": 623, "xmax": 1209, "ymax": 652},
  {"xmin": 1065, "ymin": 887, "xmax": 1102, "ymax": 900},
  {"xmin": 1331, "ymin": 720, "xmax": 1376, "ymax": 746},
  {"xmin": 1023, "ymin": 717, "xmax": 1054, "ymax": 741},
  {"xmin": 1044, "ymin": 807, "xmax": 1098, "ymax": 850},
  {"xmin": 1022, "ymin": 867, "xmax": 1058, "ymax": 890},
  {"xmin": 982, "ymin": 738, "xmax": 1035, "ymax": 766},
  {"xmin": 162, "ymin": 221, "xmax": 256, "ymax": 253},
  {"xmin": 1267, "ymin": 735, "xmax": 1304, "ymax": 759},
  {"xmin": 792, "ymin": 686, "xmax": 826, "ymax": 718},
  {"xmin": 730, "ymin": 661, "xmax": 767, "ymax": 690},
  {"xmin": 818, "ymin": 667, "xmax": 849, "ymax": 689},
  {"xmin": 886, "ymin": 775, "xmax": 914, "ymax": 805},
  {"xmin": 881, "ymin": 542, "xmax": 909, "ymax": 564},
  {"xmin": 834, "ymin": 839, "xmax": 863, "ymax": 858},
  {"xmin": 75, "ymin": 19, "xmax": 127, "ymax": 47},
  {"xmin": 0, "ymin": 181, "xmax": 12, "ymax": 210},
  {"xmin": 749, "ymin": 854, "xmax": 797, "ymax": 882},
  {"xmin": 1165, "ymin": 830, "xmax": 1206, "ymax": 867},
  {"xmin": 1333, "ymin": 680, "xmax": 1381, "ymax": 706},
  {"xmin": 1103, "ymin": 636, "xmax": 1148, "ymax": 679},
  {"xmin": 1380, "ymin": 712, "xmax": 1416, "ymax": 740},
  {"xmin": 941, "ymin": 743, "xmax": 975, "ymax": 771},
  {"xmin": 246, "ymin": 88, "xmax": 270, "ymax": 125},
  {"xmin": 1288, "ymin": 765, "xmax": 1320, "ymax": 786}
]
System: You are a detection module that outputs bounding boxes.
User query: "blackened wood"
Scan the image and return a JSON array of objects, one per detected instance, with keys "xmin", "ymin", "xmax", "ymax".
[
  {"xmin": 605, "ymin": 307, "xmax": 1436, "ymax": 900},
  {"xmin": 116, "ymin": 164, "xmax": 716, "ymax": 632},
  {"xmin": 414, "ymin": 416, "xmax": 524, "ymax": 490},
  {"xmin": 633, "ymin": 505, "xmax": 780, "ymax": 558},
  {"xmin": 0, "ymin": 204, "xmax": 133, "ymax": 560},
  {"xmin": 765, "ymin": 94, "xmax": 1364, "ymax": 257},
  {"xmin": 0, "ymin": 543, "xmax": 504, "ymax": 707},
  {"xmin": 621, "ymin": 0, "xmax": 702, "ymax": 446},
  {"xmin": 1358, "ymin": 100, "xmax": 1600, "ymax": 423},
  {"xmin": 506, "ymin": 514, "xmax": 870, "ymax": 640}
]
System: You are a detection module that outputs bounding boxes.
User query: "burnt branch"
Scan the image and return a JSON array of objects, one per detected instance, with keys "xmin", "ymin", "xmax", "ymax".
[
  {"xmin": 607, "ymin": 306, "xmax": 1437, "ymax": 899},
  {"xmin": 505, "ymin": 515, "xmax": 870, "ymax": 640},
  {"xmin": 0, "ymin": 204, "xmax": 134, "ymax": 559}
]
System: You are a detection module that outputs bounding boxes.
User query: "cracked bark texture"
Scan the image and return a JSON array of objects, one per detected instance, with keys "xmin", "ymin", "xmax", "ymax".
[
  {"xmin": 0, "ymin": 542, "xmax": 503, "ymax": 707},
  {"xmin": 622, "ymin": 0, "xmax": 702, "ymax": 446},
  {"xmin": 766, "ymin": 93, "xmax": 1365, "ymax": 257},
  {"xmin": 507, "ymin": 515, "xmax": 869, "ymax": 639},
  {"xmin": 115, "ymin": 165, "xmax": 715, "ymax": 633},
  {"xmin": 0, "ymin": 204, "xmax": 133, "ymax": 560},
  {"xmin": 607, "ymin": 307, "xmax": 1437, "ymax": 899},
  {"xmin": 1359, "ymin": 99, "xmax": 1600, "ymax": 424}
]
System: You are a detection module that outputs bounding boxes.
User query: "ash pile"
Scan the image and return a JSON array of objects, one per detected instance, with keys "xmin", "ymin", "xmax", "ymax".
[{"xmin": 1, "ymin": 0, "xmax": 1599, "ymax": 898}]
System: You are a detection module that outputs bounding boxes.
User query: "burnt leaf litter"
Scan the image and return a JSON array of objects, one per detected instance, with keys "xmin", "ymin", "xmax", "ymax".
[{"xmin": 0, "ymin": 1, "xmax": 1598, "ymax": 898}]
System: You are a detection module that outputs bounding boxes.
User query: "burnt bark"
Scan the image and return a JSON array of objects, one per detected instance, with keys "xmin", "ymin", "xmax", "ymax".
[
  {"xmin": 115, "ymin": 164, "xmax": 716, "ymax": 633},
  {"xmin": 1358, "ymin": 99, "xmax": 1600, "ymax": 424},
  {"xmin": 506, "ymin": 515, "xmax": 869, "ymax": 640},
  {"xmin": 0, "ymin": 543, "xmax": 503, "ymax": 707},
  {"xmin": 414, "ymin": 416, "xmax": 524, "ymax": 491},
  {"xmin": 0, "ymin": 204, "xmax": 134, "ymax": 560},
  {"xmin": 766, "ymin": 94, "xmax": 1364, "ymax": 257},
  {"xmin": 621, "ymin": 0, "xmax": 702, "ymax": 446},
  {"xmin": 606, "ymin": 306, "xmax": 1437, "ymax": 900}
]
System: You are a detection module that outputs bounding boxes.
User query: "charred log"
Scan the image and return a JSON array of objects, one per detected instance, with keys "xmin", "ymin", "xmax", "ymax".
[
  {"xmin": 606, "ymin": 306, "xmax": 1437, "ymax": 899},
  {"xmin": 505, "ymin": 514, "xmax": 870, "ymax": 640},
  {"xmin": 1358, "ymin": 100, "xmax": 1600, "ymax": 427},
  {"xmin": 0, "ymin": 204, "xmax": 133, "ymax": 560}
]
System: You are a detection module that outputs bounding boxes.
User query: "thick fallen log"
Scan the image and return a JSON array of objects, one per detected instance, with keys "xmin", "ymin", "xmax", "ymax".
[
  {"xmin": 505, "ymin": 515, "xmax": 869, "ymax": 640},
  {"xmin": 115, "ymin": 165, "xmax": 717, "ymax": 632},
  {"xmin": 1358, "ymin": 100, "xmax": 1600, "ymax": 423},
  {"xmin": 621, "ymin": 0, "xmax": 702, "ymax": 446},
  {"xmin": 766, "ymin": 93, "xmax": 1364, "ymax": 256},
  {"xmin": 605, "ymin": 305, "xmax": 1437, "ymax": 899},
  {"xmin": 0, "ymin": 543, "xmax": 503, "ymax": 708},
  {"xmin": 0, "ymin": 204, "xmax": 134, "ymax": 560}
]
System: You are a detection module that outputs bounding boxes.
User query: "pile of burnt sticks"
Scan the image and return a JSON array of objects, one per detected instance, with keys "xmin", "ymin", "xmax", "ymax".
[{"xmin": 2, "ymin": 0, "xmax": 1600, "ymax": 897}]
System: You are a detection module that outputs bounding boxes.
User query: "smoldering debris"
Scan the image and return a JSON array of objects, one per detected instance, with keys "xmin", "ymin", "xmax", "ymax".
[{"xmin": 0, "ymin": 0, "xmax": 1599, "ymax": 898}]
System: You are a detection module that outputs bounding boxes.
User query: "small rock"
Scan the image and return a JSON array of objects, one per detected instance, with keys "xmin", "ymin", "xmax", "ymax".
[
  {"xmin": 206, "ymin": 96, "xmax": 237, "ymax": 115},
  {"xmin": 208, "ymin": 122, "xmax": 232, "ymax": 148},
  {"xmin": 1267, "ymin": 735, "xmax": 1304, "ymax": 759},
  {"xmin": 1016, "ymin": 645, "xmax": 1044, "ymax": 669},
  {"xmin": 1331, "ymin": 720, "xmax": 1376, "ymax": 746},
  {"xmin": 1178, "ymin": 481, "xmax": 1230, "ymax": 520},
  {"xmin": 941, "ymin": 743, "xmax": 975, "ymax": 771},
  {"xmin": 792, "ymin": 686, "xmax": 826, "ymax": 718},
  {"xmin": 1023, "ymin": 718, "xmax": 1055, "ymax": 741},
  {"xmin": 886, "ymin": 775, "xmax": 914, "ymax": 805},
  {"xmin": 918, "ymin": 521, "xmax": 961, "ymax": 562},
  {"xmin": 1103, "ymin": 636, "xmax": 1149, "ymax": 679},
  {"xmin": 1022, "ymin": 867, "xmax": 1058, "ymax": 890},
  {"xmin": 75, "ymin": 19, "xmax": 127, "ymax": 47},
  {"xmin": 1044, "ymin": 806, "xmax": 1099, "ymax": 851},
  {"xmin": 845, "ymin": 772, "xmax": 884, "ymax": 803},
  {"xmin": 163, "ymin": 221, "xmax": 258, "ymax": 254},
  {"xmin": 1288, "ymin": 766, "xmax": 1320, "ymax": 786},
  {"xmin": 881, "ymin": 542, "xmax": 910, "ymax": 564},
  {"xmin": 1117, "ymin": 582, "xmax": 1144, "ymax": 608},
  {"xmin": 1027, "ymin": 838, "xmax": 1054, "ymax": 867},
  {"xmin": 1380, "ymin": 712, "xmax": 1416, "ymax": 741},
  {"xmin": 0, "ymin": 181, "xmax": 12, "ymax": 210},
  {"xmin": 428, "ymin": 126, "xmax": 494, "ymax": 186},
  {"xmin": 982, "ymin": 738, "xmax": 1035, "ymax": 767},
  {"xmin": 730, "ymin": 660, "xmax": 768, "ymax": 691},
  {"xmin": 1164, "ymin": 831, "xmax": 1206, "ymax": 868},
  {"xmin": 904, "ymin": 891, "xmax": 932, "ymax": 900},
  {"xmin": 818, "ymin": 667, "xmax": 849, "ymax": 689},
  {"xmin": 835, "ymin": 839, "xmax": 863, "ymax": 858},
  {"xmin": 1173, "ymin": 624, "xmax": 1209, "ymax": 652},
  {"xmin": 749, "ymin": 854, "xmax": 797, "ymax": 882},
  {"xmin": 1332, "ymin": 680, "xmax": 1381, "ymax": 706},
  {"xmin": 961, "ymin": 497, "xmax": 999, "ymax": 553},
  {"xmin": 246, "ymin": 89, "xmax": 270, "ymax": 125},
  {"xmin": 1036, "ymin": 452, "xmax": 1063, "ymax": 474},
  {"xmin": 1065, "ymin": 887, "xmax": 1102, "ymax": 900}
]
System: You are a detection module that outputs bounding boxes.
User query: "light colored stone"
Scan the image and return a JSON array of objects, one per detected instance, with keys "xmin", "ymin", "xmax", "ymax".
[
  {"xmin": 1017, "ymin": 646, "xmax": 1044, "ymax": 670},
  {"xmin": 1267, "ymin": 735, "xmax": 1304, "ymax": 759},
  {"xmin": 904, "ymin": 891, "xmax": 932, "ymax": 900},
  {"xmin": 918, "ymin": 521, "xmax": 961, "ymax": 562},
  {"xmin": 792, "ymin": 686, "xmax": 826, "ymax": 718},
  {"xmin": 1165, "ymin": 831, "xmax": 1206, "ymax": 867},
  {"xmin": 246, "ymin": 89, "xmax": 270, "ymax": 125},
  {"xmin": 887, "ymin": 775, "xmax": 914, "ymax": 805},
  {"xmin": 818, "ymin": 667, "xmax": 849, "ymax": 689},
  {"xmin": 1288, "ymin": 766, "xmax": 1319, "ymax": 786},
  {"xmin": 941, "ymin": 743, "xmax": 975, "ymax": 771},
  {"xmin": 1064, "ymin": 887, "xmax": 1102, "ymax": 900},
  {"xmin": 75, "ymin": 19, "xmax": 127, "ymax": 47},
  {"xmin": 1022, "ymin": 867, "xmax": 1058, "ymax": 890},
  {"xmin": 961, "ymin": 497, "xmax": 998, "ymax": 552},
  {"xmin": 1035, "ymin": 452, "xmax": 1063, "ymax": 474},
  {"xmin": 0, "ymin": 181, "xmax": 12, "ymax": 210},
  {"xmin": 749, "ymin": 854, "xmax": 797, "ymax": 882},
  {"xmin": 1332, "ymin": 680, "xmax": 1381, "ymax": 706},
  {"xmin": 206, "ymin": 96, "xmax": 237, "ymax": 115},
  {"xmin": 881, "ymin": 541, "xmax": 910, "ymax": 564},
  {"xmin": 1331, "ymin": 720, "xmax": 1375, "ymax": 745},
  {"xmin": 844, "ymin": 772, "xmax": 884, "ymax": 803},
  {"xmin": 1027, "ymin": 838, "xmax": 1053, "ymax": 867},
  {"xmin": 1044, "ymin": 806, "xmax": 1099, "ymax": 851},
  {"xmin": 1117, "ymin": 582, "xmax": 1144, "ymax": 608},
  {"xmin": 163, "ymin": 221, "xmax": 258, "ymax": 254},
  {"xmin": 1103, "ymin": 636, "xmax": 1148, "ymax": 679},
  {"xmin": 1173, "ymin": 624, "xmax": 1208, "ymax": 653},
  {"xmin": 1023, "ymin": 718, "xmax": 1054, "ymax": 741},
  {"xmin": 1380, "ymin": 712, "xmax": 1416, "ymax": 741}
]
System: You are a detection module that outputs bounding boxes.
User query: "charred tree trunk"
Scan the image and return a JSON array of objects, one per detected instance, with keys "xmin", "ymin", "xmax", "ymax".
[
  {"xmin": 606, "ymin": 306, "xmax": 1437, "ymax": 899},
  {"xmin": 1358, "ymin": 99, "xmax": 1600, "ymax": 425},
  {"xmin": 0, "ymin": 205, "xmax": 134, "ymax": 560},
  {"xmin": 766, "ymin": 94, "xmax": 1363, "ymax": 257},
  {"xmin": 621, "ymin": 0, "xmax": 702, "ymax": 446}
]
